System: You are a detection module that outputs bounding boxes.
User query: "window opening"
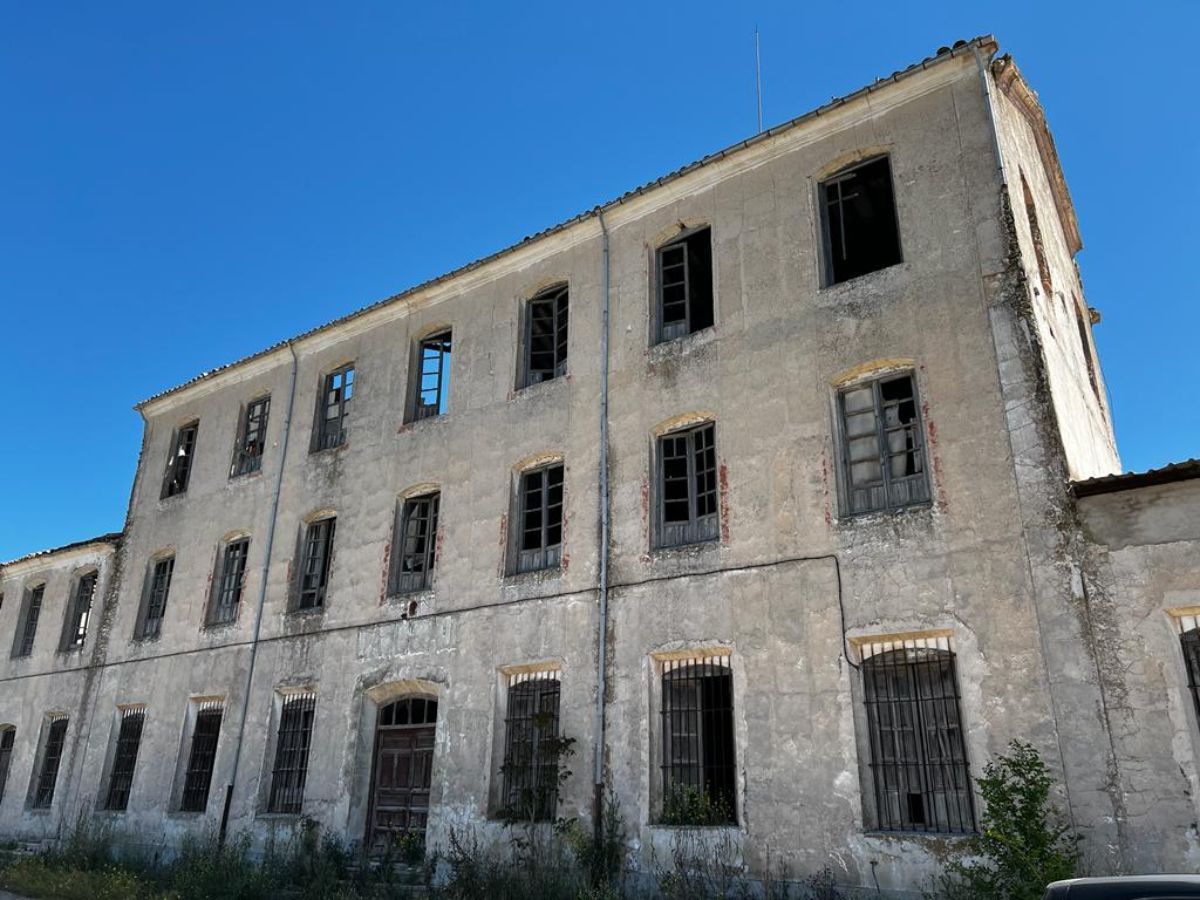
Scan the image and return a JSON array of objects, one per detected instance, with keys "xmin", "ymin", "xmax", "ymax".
[
  {"xmin": 162, "ymin": 422, "xmax": 198, "ymax": 498},
  {"xmin": 232, "ymin": 396, "xmax": 271, "ymax": 476},
  {"xmin": 516, "ymin": 463, "xmax": 563, "ymax": 573},
  {"xmin": 297, "ymin": 518, "xmax": 335, "ymax": 610},
  {"xmin": 656, "ymin": 228, "xmax": 713, "ymax": 342},
  {"xmin": 32, "ymin": 715, "xmax": 68, "ymax": 809},
  {"xmin": 660, "ymin": 655, "xmax": 736, "ymax": 824},
  {"xmin": 316, "ymin": 365, "xmax": 353, "ymax": 451},
  {"xmin": 1073, "ymin": 295, "xmax": 1100, "ymax": 401},
  {"xmin": 13, "ymin": 585, "xmax": 44, "ymax": 658},
  {"xmin": 413, "ymin": 332, "xmax": 452, "ymax": 420},
  {"xmin": 0, "ymin": 728, "xmax": 15, "ymax": 807},
  {"xmin": 658, "ymin": 423, "xmax": 718, "ymax": 548},
  {"xmin": 392, "ymin": 494, "xmax": 439, "ymax": 595},
  {"xmin": 1021, "ymin": 172, "xmax": 1053, "ymax": 299},
  {"xmin": 180, "ymin": 702, "xmax": 223, "ymax": 812},
  {"xmin": 839, "ymin": 373, "xmax": 929, "ymax": 516},
  {"xmin": 209, "ymin": 539, "xmax": 249, "ymax": 625},
  {"xmin": 268, "ymin": 692, "xmax": 316, "ymax": 814},
  {"xmin": 104, "ymin": 707, "xmax": 145, "ymax": 811},
  {"xmin": 500, "ymin": 670, "xmax": 562, "ymax": 821},
  {"xmin": 525, "ymin": 286, "xmax": 569, "ymax": 386},
  {"xmin": 138, "ymin": 557, "xmax": 175, "ymax": 639},
  {"xmin": 61, "ymin": 571, "xmax": 98, "ymax": 651},
  {"xmin": 821, "ymin": 156, "xmax": 902, "ymax": 284}
]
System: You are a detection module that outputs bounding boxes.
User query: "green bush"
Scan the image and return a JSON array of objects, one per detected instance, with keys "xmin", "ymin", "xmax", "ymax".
[{"xmin": 0, "ymin": 856, "xmax": 151, "ymax": 900}]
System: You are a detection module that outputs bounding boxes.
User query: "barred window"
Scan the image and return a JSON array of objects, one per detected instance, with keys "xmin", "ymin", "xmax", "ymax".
[
  {"xmin": 0, "ymin": 727, "xmax": 14, "ymax": 807},
  {"xmin": 860, "ymin": 636, "xmax": 974, "ymax": 834},
  {"xmin": 515, "ymin": 463, "xmax": 563, "ymax": 574},
  {"xmin": 656, "ymin": 227, "xmax": 714, "ymax": 343},
  {"xmin": 12, "ymin": 584, "xmax": 44, "ymax": 658},
  {"xmin": 268, "ymin": 692, "xmax": 316, "ymax": 814},
  {"xmin": 315, "ymin": 365, "xmax": 353, "ymax": 451},
  {"xmin": 657, "ymin": 423, "xmax": 718, "ymax": 549},
  {"xmin": 391, "ymin": 493, "xmax": 439, "ymax": 595},
  {"xmin": 838, "ymin": 373, "xmax": 929, "ymax": 516},
  {"xmin": 296, "ymin": 518, "xmax": 335, "ymax": 611},
  {"xmin": 660, "ymin": 655, "xmax": 736, "ymax": 825},
  {"xmin": 525, "ymin": 285, "xmax": 569, "ymax": 386},
  {"xmin": 500, "ymin": 670, "xmax": 561, "ymax": 821},
  {"xmin": 208, "ymin": 538, "xmax": 250, "ymax": 626},
  {"xmin": 180, "ymin": 702, "xmax": 223, "ymax": 813},
  {"xmin": 60, "ymin": 571, "xmax": 98, "ymax": 652},
  {"xmin": 161, "ymin": 422, "xmax": 199, "ymax": 499},
  {"xmin": 232, "ymin": 396, "xmax": 271, "ymax": 476},
  {"xmin": 412, "ymin": 332, "xmax": 452, "ymax": 421},
  {"xmin": 136, "ymin": 556, "xmax": 175, "ymax": 640},
  {"xmin": 32, "ymin": 715, "xmax": 68, "ymax": 809},
  {"xmin": 104, "ymin": 707, "xmax": 145, "ymax": 811},
  {"xmin": 821, "ymin": 155, "xmax": 902, "ymax": 285}
]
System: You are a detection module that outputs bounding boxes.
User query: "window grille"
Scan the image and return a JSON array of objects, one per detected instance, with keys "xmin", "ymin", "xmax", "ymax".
[
  {"xmin": 268, "ymin": 692, "xmax": 316, "ymax": 814},
  {"xmin": 161, "ymin": 422, "xmax": 199, "ymax": 498},
  {"xmin": 61, "ymin": 571, "xmax": 98, "ymax": 651},
  {"xmin": 138, "ymin": 557, "xmax": 175, "ymax": 639},
  {"xmin": 500, "ymin": 670, "xmax": 561, "ymax": 821},
  {"xmin": 180, "ymin": 702, "xmax": 223, "ymax": 812},
  {"xmin": 232, "ymin": 396, "xmax": 271, "ymax": 476},
  {"xmin": 656, "ymin": 228, "xmax": 714, "ymax": 343},
  {"xmin": 413, "ymin": 332, "xmax": 452, "ymax": 420},
  {"xmin": 0, "ymin": 728, "xmax": 15, "ymax": 807},
  {"xmin": 392, "ymin": 493, "xmax": 439, "ymax": 594},
  {"xmin": 821, "ymin": 156, "xmax": 902, "ymax": 285},
  {"xmin": 839, "ymin": 373, "xmax": 929, "ymax": 516},
  {"xmin": 860, "ymin": 635, "xmax": 974, "ymax": 834},
  {"xmin": 525, "ymin": 286, "xmax": 569, "ymax": 386},
  {"xmin": 315, "ymin": 366, "xmax": 353, "ymax": 451},
  {"xmin": 657, "ymin": 423, "xmax": 719, "ymax": 549},
  {"xmin": 32, "ymin": 715, "xmax": 68, "ymax": 809},
  {"xmin": 104, "ymin": 707, "xmax": 145, "ymax": 811},
  {"xmin": 297, "ymin": 519, "xmax": 335, "ymax": 610},
  {"xmin": 209, "ymin": 539, "xmax": 249, "ymax": 625},
  {"xmin": 660, "ymin": 654, "xmax": 736, "ymax": 824},
  {"xmin": 516, "ymin": 464, "xmax": 563, "ymax": 573},
  {"xmin": 12, "ymin": 585, "xmax": 44, "ymax": 658}
]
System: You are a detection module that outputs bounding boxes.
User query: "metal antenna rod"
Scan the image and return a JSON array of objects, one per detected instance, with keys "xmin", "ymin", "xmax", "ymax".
[{"xmin": 755, "ymin": 27, "xmax": 763, "ymax": 133}]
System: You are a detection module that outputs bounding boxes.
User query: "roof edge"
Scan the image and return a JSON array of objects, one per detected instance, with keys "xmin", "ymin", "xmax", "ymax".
[
  {"xmin": 1072, "ymin": 459, "xmax": 1200, "ymax": 498},
  {"xmin": 1, "ymin": 532, "xmax": 124, "ymax": 570}
]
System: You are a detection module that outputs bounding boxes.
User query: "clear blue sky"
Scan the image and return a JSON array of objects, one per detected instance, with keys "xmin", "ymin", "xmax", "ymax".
[{"xmin": 1, "ymin": 2, "xmax": 1196, "ymax": 560}]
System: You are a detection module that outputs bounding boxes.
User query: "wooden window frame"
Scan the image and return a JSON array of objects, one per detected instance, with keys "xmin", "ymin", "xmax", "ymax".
[
  {"xmin": 11, "ymin": 584, "xmax": 45, "ymax": 659},
  {"xmin": 514, "ymin": 463, "xmax": 564, "ymax": 574},
  {"xmin": 313, "ymin": 365, "xmax": 354, "ymax": 452},
  {"xmin": 207, "ymin": 538, "xmax": 250, "ymax": 626},
  {"xmin": 231, "ymin": 395, "xmax": 271, "ymax": 477},
  {"xmin": 135, "ymin": 556, "xmax": 175, "ymax": 640},
  {"xmin": 655, "ymin": 422, "xmax": 719, "ymax": 549},
  {"xmin": 161, "ymin": 421, "xmax": 199, "ymax": 499},
  {"xmin": 59, "ymin": 570, "xmax": 98, "ymax": 652},
  {"xmin": 391, "ymin": 493, "xmax": 439, "ymax": 596},
  {"xmin": 523, "ymin": 285, "xmax": 569, "ymax": 387},
  {"xmin": 294, "ymin": 518, "xmax": 336, "ymax": 611}
]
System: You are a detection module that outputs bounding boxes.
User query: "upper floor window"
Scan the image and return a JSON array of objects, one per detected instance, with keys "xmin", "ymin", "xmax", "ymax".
[
  {"xmin": 295, "ymin": 517, "xmax": 336, "ymax": 611},
  {"xmin": 135, "ymin": 555, "xmax": 175, "ymax": 640},
  {"xmin": 660, "ymin": 655, "xmax": 736, "ymax": 825},
  {"xmin": 820, "ymin": 156, "xmax": 901, "ymax": 285},
  {"xmin": 232, "ymin": 395, "xmax": 271, "ymax": 476},
  {"xmin": 515, "ymin": 463, "xmax": 563, "ymax": 574},
  {"xmin": 31, "ymin": 715, "xmax": 68, "ymax": 809},
  {"xmin": 391, "ymin": 493, "xmax": 439, "ymax": 595},
  {"xmin": 524, "ymin": 285, "xmax": 569, "ymax": 387},
  {"xmin": 656, "ymin": 422, "xmax": 719, "ymax": 549},
  {"xmin": 161, "ymin": 421, "xmax": 199, "ymax": 499},
  {"xmin": 837, "ymin": 372, "xmax": 929, "ymax": 516},
  {"xmin": 208, "ymin": 537, "xmax": 250, "ymax": 626},
  {"xmin": 500, "ymin": 670, "xmax": 562, "ymax": 821},
  {"xmin": 267, "ymin": 692, "xmax": 316, "ymax": 814},
  {"xmin": 314, "ymin": 365, "xmax": 353, "ymax": 451},
  {"xmin": 411, "ymin": 331, "xmax": 452, "ymax": 421},
  {"xmin": 11, "ymin": 584, "xmax": 44, "ymax": 658},
  {"xmin": 655, "ymin": 227, "xmax": 713, "ymax": 343},
  {"xmin": 59, "ymin": 570, "xmax": 98, "ymax": 652}
]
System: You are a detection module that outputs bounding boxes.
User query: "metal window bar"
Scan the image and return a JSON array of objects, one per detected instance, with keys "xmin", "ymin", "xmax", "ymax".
[
  {"xmin": 14, "ymin": 585, "xmax": 44, "ymax": 658},
  {"xmin": 658, "ymin": 423, "xmax": 719, "ymax": 548},
  {"xmin": 268, "ymin": 692, "xmax": 316, "ymax": 814},
  {"xmin": 861, "ymin": 636, "xmax": 974, "ymax": 834},
  {"xmin": 61, "ymin": 572, "xmax": 97, "ymax": 651},
  {"xmin": 210, "ymin": 539, "xmax": 249, "ymax": 625},
  {"xmin": 414, "ymin": 332, "xmax": 451, "ymax": 420},
  {"xmin": 525, "ymin": 286, "xmax": 569, "ymax": 386},
  {"xmin": 0, "ymin": 728, "xmax": 14, "ymax": 807},
  {"xmin": 660, "ymin": 655, "xmax": 736, "ymax": 824},
  {"xmin": 162, "ymin": 423, "xmax": 198, "ymax": 498},
  {"xmin": 180, "ymin": 702, "xmax": 224, "ymax": 812},
  {"xmin": 393, "ymin": 494, "xmax": 439, "ymax": 594},
  {"xmin": 298, "ymin": 519, "xmax": 335, "ymax": 610},
  {"xmin": 501, "ymin": 671, "xmax": 562, "ymax": 821},
  {"xmin": 140, "ymin": 557, "xmax": 174, "ymax": 639},
  {"xmin": 317, "ymin": 366, "xmax": 353, "ymax": 450},
  {"xmin": 233, "ymin": 396, "xmax": 270, "ymax": 476},
  {"xmin": 839, "ymin": 374, "xmax": 929, "ymax": 516},
  {"xmin": 517, "ymin": 464, "xmax": 563, "ymax": 573},
  {"xmin": 104, "ymin": 707, "xmax": 146, "ymax": 811},
  {"xmin": 32, "ymin": 715, "xmax": 68, "ymax": 809}
]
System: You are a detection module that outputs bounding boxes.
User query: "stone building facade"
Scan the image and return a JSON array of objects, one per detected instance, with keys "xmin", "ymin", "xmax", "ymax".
[{"xmin": 1, "ymin": 35, "xmax": 1198, "ymax": 895}]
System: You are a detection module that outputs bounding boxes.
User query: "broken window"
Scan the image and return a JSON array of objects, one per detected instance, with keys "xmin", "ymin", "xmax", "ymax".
[
  {"xmin": 314, "ymin": 365, "xmax": 353, "ymax": 451},
  {"xmin": 135, "ymin": 556, "xmax": 174, "ymax": 640},
  {"xmin": 180, "ymin": 702, "xmax": 223, "ymax": 812},
  {"xmin": 1021, "ymin": 172, "xmax": 1053, "ymax": 299},
  {"xmin": 267, "ymin": 692, "xmax": 316, "ymax": 814},
  {"xmin": 208, "ymin": 538, "xmax": 249, "ymax": 626},
  {"xmin": 391, "ymin": 493, "xmax": 439, "ymax": 595},
  {"xmin": 412, "ymin": 331, "xmax": 452, "ymax": 421},
  {"xmin": 0, "ymin": 728, "xmax": 14, "ymax": 807},
  {"xmin": 657, "ymin": 423, "xmax": 719, "ymax": 549},
  {"xmin": 515, "ymin": 463, "xmax": 564, "ymax": 574},
  {"xmin": 232, "ymin": 396, "xmax": 271, "ymax": 476},
  {"xmin": 11, "ymin": 584, "xmax": 44, "ymax": 658},
  {"xmin": 296, "ymin": 518, "xmax": 335, "ymax": 611},
  {"xmin": 660, "ymin": 655, "xmax": 736, "ymax": 825},
  {"xmin": 500, "ymin": 670, "xmax": 561, "ymax": 821},
  {"xmin": 656, "ymin": 227, "xmax": 714, "ymax": 342},
  {"xmin": 31, "ymin": 715, "xmax": 68, "ymax": 809},
  {"xmin": 838, "ymin": 373, "xmax": 929, "ymax": 516},
  {"xmin": 103, "ymin": 707, "xmax": 145, "ymax": 811},
  {"xmin": 161, "ymin": 422, "xmax": 199, "ymax": 499},
  {"xmin": 821, "ymin": 156, "xmax": 902, "ymax": 285},
  {"xmin": 60, "ymin": 571, "xmax": 97, "ymax": 652},
  {"xmin": 861, "ymin": 637, "xmax": 974, "ymax": 834},
  {"xmin": 525, "ymin": 285, "xmax": 569, "ymax": 386}
]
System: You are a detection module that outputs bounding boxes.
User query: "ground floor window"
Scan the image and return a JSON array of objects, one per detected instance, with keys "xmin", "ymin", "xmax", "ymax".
[
  {"xmin": 500, "ymin": 670, "xmax": 562, "ymax": 821},
  {"xmin": 660, "ymin": 654, "xmax": 736, "ymax": 825}
]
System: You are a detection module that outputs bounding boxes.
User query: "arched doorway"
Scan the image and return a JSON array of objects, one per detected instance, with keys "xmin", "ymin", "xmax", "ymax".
[{"xmin": 366, "ymin": 696, "xmax": 437, "ymax": 852}]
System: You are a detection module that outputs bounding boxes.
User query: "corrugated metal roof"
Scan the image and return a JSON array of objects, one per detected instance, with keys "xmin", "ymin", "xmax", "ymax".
[
  {"xmin": 136, "ymin": 36, "xmax": 997, "ymax": 410},
  {"xmin": 0, "ymin": 532, "xmax": 123, "ymax": 569},
  {"xmin": 1072, "ymin": 459, "xmax": 1200, "ymax": 498}
]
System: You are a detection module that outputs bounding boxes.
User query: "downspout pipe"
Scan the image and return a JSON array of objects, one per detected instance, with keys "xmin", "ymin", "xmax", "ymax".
[
  {"xmin": 974, "ymin": 45, "xmax": 1007, "ymax": 187},
  {"xmin": 220, "ymin": 341, "xmax": 299, "ymax": 844},
  {"xmin": 592, "ymin": 209, "xmax": 612, "ymax": 835}
]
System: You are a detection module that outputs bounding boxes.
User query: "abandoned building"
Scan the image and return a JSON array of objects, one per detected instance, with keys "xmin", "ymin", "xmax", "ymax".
[{"xmin": 2, "ymin": 34, "xmax": 1199, "ymax": 896}]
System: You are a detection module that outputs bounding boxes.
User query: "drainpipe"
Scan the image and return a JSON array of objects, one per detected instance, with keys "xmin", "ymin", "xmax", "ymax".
[
  {"xmin": 592, "ymin": 209, "xmax": 612, "ymax": 836},
  {"xmin": 974, "ymin": 46, "xmax": 1007, "ymax": 187},
  {"xmin": 220, "ymin": 341, "xmax": 299, "ymax": 844}
]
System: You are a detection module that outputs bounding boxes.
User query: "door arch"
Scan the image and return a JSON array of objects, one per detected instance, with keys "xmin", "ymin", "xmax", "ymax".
[{"xmin": 365, "ymin": 696, "xmax": 438, "ymax": 852}]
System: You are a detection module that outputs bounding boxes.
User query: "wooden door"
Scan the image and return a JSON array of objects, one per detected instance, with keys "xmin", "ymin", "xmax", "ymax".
[{"xmin": 367, "ymin": 697, "xmax": 437, "ymax": 852}]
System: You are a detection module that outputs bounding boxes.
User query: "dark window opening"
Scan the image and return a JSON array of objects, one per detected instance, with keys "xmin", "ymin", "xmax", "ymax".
[
  {"xmin": 657, "ymin": 423, "xmax": 719, "ymax": 549},
  {"xmin": 268, "ymin": 693, "xmax": 316, "ymax": 814},
  {"xmin": 1073, "ymin": 295, "xmax": 1101, "ymax": 401},
  {"xmin": 656, "ymin": 228, "xmax": 714, "ymax": 343},
  {"xmin": 104, "ymin": 708, "xmax": 145, "ymax": 811},
  {"xmin": 413, "ymin": 332, "xmax": 452, "ymax": 421},
  {"xmin": 12, "ymin": 585, "xmax": 44, "ymax": 658},
  {"xmin": 32, "ymin": 717, "xmax": 68, "ymax": 809},
  {"xmin": 137, "ymin": 557, "xmax": 174, "ymax": 640},
  {"xmin": 180, "ymin": 704, "xmax": 223, "ymax": 812},
  {"xmin": 1021, "ymin": 172, "xmax": 1053, "ymax": 299},
  {"xmin": 660, "ymin": 658, "xmax": 736, "ymax": 825},
  {"xmin": 862, "ymin": 645, "xmax": 974, "ymax": 834},
  {"xmin": 839, "ymin": 373, "xmax": 929, "ymax": 516},
  {"xmin": 500, "ymin": 672, "xmax": 561, "ymax": 821},
  {"xmin": 525, "ymin": 286, "xmax": 569, "ymax": 386},
  {"xmin": 296, "ymin": 518, "xmax": 335, "ymax": 611},
  {"xmin": 821, "ymin": 156, "xmax": 902, "ymax": 285},
  {"xmin": 516, "ymin": 463, "xmax": 563, "ymax": 574},
  {"xmin": 0, "ymin": 728, "xmax": 15, "ymax": 807},
  {"xmin": 315, "ymin": 365, "xmax": 353, "ymax": 451},
  {"xmin": 209, "ymin": 539, "xmax": 249, "ymax": 626},
  {"xmin": 161, "ymin": 422, "xmax": 199, "ymax": 499},
  {"xmin": 60, "ymin": 572, "xmax": 97, "ymax": 652},
  {"xmin": 392, "ymin": 494, "xmax": 439, "ymax": 595},
  {"xmin": 232, "ymin": 396, "xmax": 271, "ymax": 476}
]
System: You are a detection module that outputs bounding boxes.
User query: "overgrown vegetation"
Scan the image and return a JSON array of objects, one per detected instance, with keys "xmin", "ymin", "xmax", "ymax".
[{"xmin": 658, "ymin": 783, "xmax": 734, "ymax": 827}]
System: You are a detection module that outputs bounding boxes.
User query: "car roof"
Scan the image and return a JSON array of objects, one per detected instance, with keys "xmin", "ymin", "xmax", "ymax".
[{"xmin": 1045, "ymin": 876, "xmax": 1200, "ymax": 899}]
